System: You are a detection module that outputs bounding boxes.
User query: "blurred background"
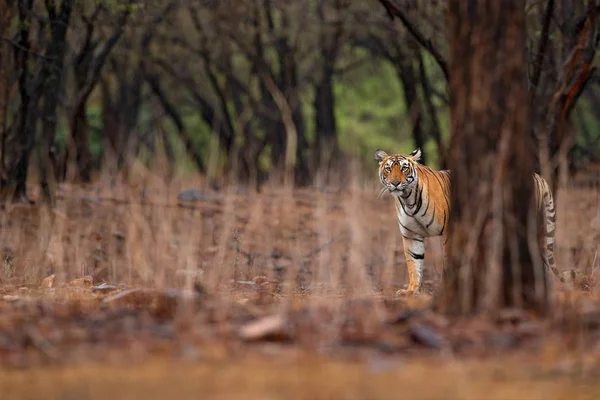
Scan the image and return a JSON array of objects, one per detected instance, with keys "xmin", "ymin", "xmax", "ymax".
[
  {"xmin": 1, "ymin": 0, "xmax": 597, "ymax": 202},
  {"xmin": 0, "ymin": 3, "xmax": 600, "ymax": 394}
]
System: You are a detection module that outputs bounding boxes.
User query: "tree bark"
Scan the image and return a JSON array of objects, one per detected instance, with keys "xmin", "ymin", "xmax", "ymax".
[
  {"xmin": 436, "ymin": 0, "xmax": 549, "ymax": 315},
  {"xmin": 68, "ymin": 9, "xmax": 129, "ymax": 183},
  {"xmin": 314, "ymin": 64, "xmax": 339, "ymax": 174},
  {"xmin": 0, "ymin": 0, "xmax": 14, "ymax": 183},
  {"xmin": 5, "ymin": 0, "xmax": 35, "ymax": 202},
  {"xmin": 38, "ymin": 0, "xmax": 74, "ymax": 204}
]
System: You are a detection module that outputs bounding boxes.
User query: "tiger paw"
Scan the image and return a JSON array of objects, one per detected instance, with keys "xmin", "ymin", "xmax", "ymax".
[{"xmin": 396, "ymin": 288, "xmax": 419, "ymax": 297}]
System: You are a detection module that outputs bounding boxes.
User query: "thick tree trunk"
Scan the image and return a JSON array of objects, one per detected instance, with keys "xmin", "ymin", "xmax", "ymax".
[
  {"xmin": 436, "ymin": 0, "xmax": 549, "ymax": 315},
  {"xmin": 38, "ymin": 0, "xmax": 74, "ymax": 203},
  {"xmin": 68, "ymin": 103, "xmax": 92, "ymax": 182},
  {"xmin": 314, "ymin": 65, "xmax": 339, "ymax": 174},
  {"xmin": 292, "ymin": 99, "xmax": 310, "ymax": 186},
  {"xmin": 0, "ymin": 0, "xmax": 14, "ymax": 183},
  {"xmin": 6, "ymin": 0, "xmax": 35, "ymax": 202}
]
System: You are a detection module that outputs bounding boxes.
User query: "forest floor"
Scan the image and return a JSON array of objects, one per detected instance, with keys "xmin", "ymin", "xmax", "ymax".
[{"xmin": 0, "ymin": 175, "xmax": 599, "ymax": 399}]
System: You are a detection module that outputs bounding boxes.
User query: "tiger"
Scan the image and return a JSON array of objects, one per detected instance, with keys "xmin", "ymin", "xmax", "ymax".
[{"xmin": 375, "ymin": 147, "xmax": 565, "ymax": 296}]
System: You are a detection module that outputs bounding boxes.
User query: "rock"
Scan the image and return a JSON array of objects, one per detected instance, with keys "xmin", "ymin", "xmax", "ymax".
[
  {"xmin": 408, "ymin": 323, "xmax": 443, "ymax": 349},
  {"xmin": 177, "ymin": 189, "xmax": 206, "ymax": 202},
  {"xmin": 238, "ymin": 314, "xmax": 292, "ymax": 342},
  {"xmin": 92, "ymin": 283, "xmax": 118, "ymax": 293}
]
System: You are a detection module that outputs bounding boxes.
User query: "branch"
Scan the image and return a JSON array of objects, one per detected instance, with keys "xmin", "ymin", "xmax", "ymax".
[
  {"xmin": 164, "ymin": 34, "xmax": 281, "ymax": 121},
  {"xmin": 546, "ymin": 0, "xmax": 599, "ymax": 170},
  {"xmin": 334, "ymin": 56, "xmax": 373, "ymax": 75},
  {"xmin": 574, "ymin": 2, "xmax": 600, "ymax": 37},
  {"xmin": 144, "ymin": 70, "xmax": 206, "ymax": 173},
  {"xmin": 153, "ymin": 57, "xmax": 237, "ymax": 153},
  {"xmin": 0, "ymin": 35, "xmax": 54, "ymax": 60},
  {"xmin": 74, "ymin": 10, "xmax": 130, "ymax": 107},
  {"xmin": 551, "ymin": 0, "xmax": 599, "ymax": 120},
  {"xmin": 530, "ymin": 0, "xmax": 555, "ymax": 93},
  {"xmin": 189, "ymin": 6, "xmax": 235, "ymax": 145},
  {"xmin": 377, "ymin": 0, "xmax": 449, "ymax": 82}
]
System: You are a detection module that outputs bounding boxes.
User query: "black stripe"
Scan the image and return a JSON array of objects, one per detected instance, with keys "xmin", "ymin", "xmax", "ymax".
[
  {"xmin": 414, "ymin": 184, "xmax": 424, "ymax": 215},
  {"xmin": 407, "ymin": 250, "xmax": 425, "ymax": 260},
  {"xmin": 421, "ymin": 175, "xmax": 431, "ymax": 216},
  {"xmin": 426, "ymin": 208, "xmax": 436, "ymax": 228},
  {"xmin": 440, "ymin": 211, "xmax": 447, "ymax": 235},
  {"xmin": 405, "ymin": 181, "xmax": 418, "ymax": 209},
  {"xmin": 430, "ymin": 170, "xmax": 447, "ymax": 194},
  {"xmin": 413, "ymin": 237, "xmax": 424, "ymax": 243},
  {"xmin": 400, "ymin": 222, "xmax": 419, "ymax": 236}
]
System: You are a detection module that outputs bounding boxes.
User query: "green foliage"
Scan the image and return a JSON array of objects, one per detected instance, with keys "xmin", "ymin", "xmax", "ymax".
[
  {"xmin": 87, "ymin": 105, "xmax": 104, "ymax": 160},
  {"xmin": 335, "ymin": 58, "xmax": 412, "ymax": 161}
]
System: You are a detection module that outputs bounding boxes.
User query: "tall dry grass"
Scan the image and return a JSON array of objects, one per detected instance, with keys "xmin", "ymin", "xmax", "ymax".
[{"xmin": 0, "ymin": 158, "xmax": 598, "ymax": 305}]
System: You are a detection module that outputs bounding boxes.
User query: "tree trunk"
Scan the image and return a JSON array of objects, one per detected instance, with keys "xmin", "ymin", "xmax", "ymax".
[
  {"xmin": 396, "ymin": 58, "xmax": 427, "ymax": 166},
  {"xmin": 417, "ymin": 52, "xmax": 447, "ymax": 168},
  {"xmin": 0, "ymin": 0, "xmax": 14, "ymax": 183},
  {"xmin": 38, "ymin": 0, "xmax": 74, "ymax": 203},
  {"xmin": 314, "ymin": 64, "xmax": 339, "ymax": 177},
  {"xmin": 145, "ymin": 71, "xmax": 206, "ymax": 173},
  {"xmin": 436, "ymin": 0, "xmax": 549, "ymax": 315},
  {"xmin": 6, "ymin": 0, "xmax": 35, "ymax": 202},
  {"xmin": 68, "ymin": 103, "xmax": 92, "ymax": 182}
]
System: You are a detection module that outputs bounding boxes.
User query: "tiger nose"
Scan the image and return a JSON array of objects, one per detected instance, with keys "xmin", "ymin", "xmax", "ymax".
[{"xmin": 390, "ymin": 180, "xmax": 401, "ymax": 187}]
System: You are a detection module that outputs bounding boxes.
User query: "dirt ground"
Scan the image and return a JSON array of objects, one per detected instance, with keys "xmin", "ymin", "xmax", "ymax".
[{"xmin": 0, "ymin": 176, "xmax": 599, "ymax": 399}]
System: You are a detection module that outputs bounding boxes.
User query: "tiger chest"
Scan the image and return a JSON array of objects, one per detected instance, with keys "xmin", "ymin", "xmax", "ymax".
[{"xmin": 396, "ymin": 204, "xmax": 442, "ymax": 238}]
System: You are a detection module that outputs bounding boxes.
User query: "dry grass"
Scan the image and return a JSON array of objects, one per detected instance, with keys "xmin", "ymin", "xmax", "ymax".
[
  {"xmin": 1, "ymin": 164, "xmax": 600, "ymax": 398},
  {"xmin": 1, "ymin": 168, "xmax": 435, "ymax": 296}
]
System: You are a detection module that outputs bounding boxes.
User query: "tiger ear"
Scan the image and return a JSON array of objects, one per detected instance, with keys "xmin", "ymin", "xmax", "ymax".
[
  {"xmin": 409, "ymin": 148, "xmax": 422, "ymax": 162},
  {"xmin": 374, "ymin": 149, "xmax": 388, "ymax": 163}
]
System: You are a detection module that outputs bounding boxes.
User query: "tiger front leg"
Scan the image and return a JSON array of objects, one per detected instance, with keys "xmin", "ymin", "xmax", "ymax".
[{"xmin": 397, "ymin": 236, "xmax": 425, "ymax": 296}]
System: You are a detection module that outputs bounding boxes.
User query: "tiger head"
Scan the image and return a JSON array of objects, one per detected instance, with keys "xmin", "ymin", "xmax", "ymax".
[{"xmin": 374, "ymin": 148, "xmax": 422, "ymax": 197}]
